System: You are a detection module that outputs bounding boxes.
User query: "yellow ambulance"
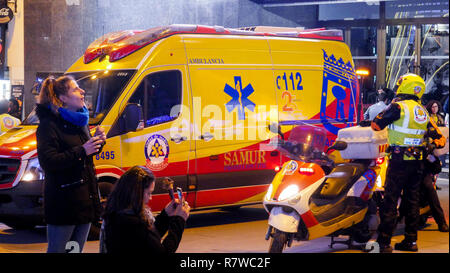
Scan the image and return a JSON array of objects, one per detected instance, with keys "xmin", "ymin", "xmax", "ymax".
[{"xmin": 0, "ymin": 24, "xmax": 359, "ymax": 227}]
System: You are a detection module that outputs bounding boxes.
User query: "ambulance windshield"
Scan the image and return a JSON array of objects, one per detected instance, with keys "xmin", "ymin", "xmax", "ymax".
[{"xmin": 23, "ymin": 69, "xmax": 135, "ymax": 125}]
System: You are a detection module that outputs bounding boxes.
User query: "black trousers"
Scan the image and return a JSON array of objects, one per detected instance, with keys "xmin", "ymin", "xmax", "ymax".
[
  {"xmin": 420, "ymin": 173, "xmax": 446, "ymax": 226},
  {"xmin": 399, "ymin": 172, "xmax": 446, "ymax": 226},
  {"xmin": 377, "ymin": 159, "xmax": 424, "ymax": 245}
]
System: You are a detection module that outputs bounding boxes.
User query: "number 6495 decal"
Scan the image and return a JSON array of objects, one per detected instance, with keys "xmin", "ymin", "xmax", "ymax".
[{"xmin": 95, "ymin": 151, "xmax": 115, "ymax": 160}]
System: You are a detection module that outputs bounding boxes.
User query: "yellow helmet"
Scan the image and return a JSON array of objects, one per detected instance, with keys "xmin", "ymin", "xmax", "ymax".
[{"xmin": 394, "ymin": 73, "xmax": 426, "ymax": 99}]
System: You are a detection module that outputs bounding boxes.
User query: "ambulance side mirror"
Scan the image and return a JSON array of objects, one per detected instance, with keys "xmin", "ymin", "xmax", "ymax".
[
  {"xmin": 122, "ymin": 103, "xmax": 144, "ymax": 133},
  {"xmin": 108, "ymin": 103, "xmax": 144, "ymax": 138}
]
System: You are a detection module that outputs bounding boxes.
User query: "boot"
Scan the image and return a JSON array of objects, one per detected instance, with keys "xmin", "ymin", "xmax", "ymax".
[
  {"xmin": 394, "ymin": 240, "xmax": 418, "ymax": 252},
  {"xmin": 438, "ymin": 223, "xmax": 449, "ymax": 232},
  {"xmin": 376, "ymin": 232, "xmax": 393, "ymax": 253},
  {"xmin": 379, "ymin": 244, "xmax": 393, "ymax": 253}
]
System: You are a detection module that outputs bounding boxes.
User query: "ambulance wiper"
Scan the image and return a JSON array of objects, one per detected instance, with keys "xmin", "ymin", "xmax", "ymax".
[{"xmin": 74, "ymin": 70, "xmax": 108, "ymax": 82}]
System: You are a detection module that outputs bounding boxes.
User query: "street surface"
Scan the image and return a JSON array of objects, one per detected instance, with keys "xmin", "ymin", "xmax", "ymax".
[{"xmin": 0, "ymin": 176, "xmax": 448, "ymax": 253}]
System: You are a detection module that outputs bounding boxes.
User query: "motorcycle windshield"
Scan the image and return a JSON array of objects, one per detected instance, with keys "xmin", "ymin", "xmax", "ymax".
[{"xmin": 279, "ymin": 125, "xmax": 327, "ymax": 161}]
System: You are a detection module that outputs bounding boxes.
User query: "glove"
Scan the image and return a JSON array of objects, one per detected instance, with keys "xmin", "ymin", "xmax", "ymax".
[{"xmin": 359, "ymin": 120, "xmax": 372, "ymax": 127}]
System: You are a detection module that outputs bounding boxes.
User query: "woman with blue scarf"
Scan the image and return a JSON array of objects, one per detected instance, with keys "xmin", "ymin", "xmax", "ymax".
[{"xmin": 36, "ymin": 75, "xmax": 106, "ymax": 253}]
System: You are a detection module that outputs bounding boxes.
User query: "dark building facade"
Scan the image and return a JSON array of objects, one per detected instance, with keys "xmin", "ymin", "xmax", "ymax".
[{"xmin": 24, "ymin": 0, "xmax": 303, "ymax": 115}]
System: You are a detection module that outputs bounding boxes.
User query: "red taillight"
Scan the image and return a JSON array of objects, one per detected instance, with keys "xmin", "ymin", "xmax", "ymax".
[
  {"xmin": 299, "ymin": 167, "xmax": 315, "ymax": 175},
  {"xmin": 376, "ymin": 157, "xmax": 385, "ymax": 165}
]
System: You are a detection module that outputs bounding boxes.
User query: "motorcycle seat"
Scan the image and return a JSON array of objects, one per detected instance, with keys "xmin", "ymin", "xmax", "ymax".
[{"xmin": 311, "ymin": 163, "xmax": 367, "ymax": 203}]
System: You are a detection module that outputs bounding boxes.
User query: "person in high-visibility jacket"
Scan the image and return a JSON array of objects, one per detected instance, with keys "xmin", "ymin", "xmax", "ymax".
[
  {"xmin": 0, "ymin": 99, "xmax": 20, "ymax": 133},
  {"xmin": 371, "ymin": 73, "xmax": 446, "ymax": 253}
]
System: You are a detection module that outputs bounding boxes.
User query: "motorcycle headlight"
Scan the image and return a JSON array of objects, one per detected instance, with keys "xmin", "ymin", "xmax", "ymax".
[
  {"xmin": 265, "ymin": 184, "xmax": 273, "ymax": 200},
  {"xmin": 278, "ymin": 185, "xmax": 300, "ymax": 201},
  {"xmin": 376, "ymin": 175, "xmax": 382, "ymax": 189},
  {"xmin": 21, "ymin": 158, "xmax": 45, "ymax": 182}
]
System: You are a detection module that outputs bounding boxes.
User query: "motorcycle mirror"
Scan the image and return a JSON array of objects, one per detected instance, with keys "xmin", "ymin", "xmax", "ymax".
[
  {"xmin": 268, "ymin": 123, "xmax": 284, "ymax": 140},
  {"xmin": 326, "ymin": 141, "xmax": 348, "ymax": 153}
]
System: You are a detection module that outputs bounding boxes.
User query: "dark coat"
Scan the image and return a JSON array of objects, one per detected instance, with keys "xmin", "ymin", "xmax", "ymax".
[
  {"xmin": 104, "ymin": 209, "xmax": 185, "ymax": 253},
  {"xmin": 36, "ymin": 104, "xmax": 102, "ymax": 225}
]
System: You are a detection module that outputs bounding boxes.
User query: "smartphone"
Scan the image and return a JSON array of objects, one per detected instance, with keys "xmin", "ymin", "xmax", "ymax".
[{"xmin": 176, "ymin": 187, "xmax": 183, "ymax": 201}]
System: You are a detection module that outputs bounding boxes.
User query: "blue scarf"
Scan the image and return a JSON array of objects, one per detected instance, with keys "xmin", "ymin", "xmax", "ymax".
[{"xmin": 58, "ymin": 106, "xmax": 89, "ymax": 127}]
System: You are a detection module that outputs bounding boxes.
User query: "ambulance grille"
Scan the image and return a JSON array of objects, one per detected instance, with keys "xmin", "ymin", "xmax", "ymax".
[{"xmin": 0, "ymin": 158, "xmax": 20, "ymax": 185}]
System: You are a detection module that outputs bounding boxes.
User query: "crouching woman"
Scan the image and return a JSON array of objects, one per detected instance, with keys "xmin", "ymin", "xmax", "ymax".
[{"xmin": 101, "ymin": 166, "xmax": 190, "ymax": 253}]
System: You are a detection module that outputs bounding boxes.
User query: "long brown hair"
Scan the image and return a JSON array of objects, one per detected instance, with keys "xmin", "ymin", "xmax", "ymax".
[
  {"xmin": 425, "ymin": 100, "xmax": 442, "ymax": 114},
  {"xmin": 38, "ymin": 75, "xmax": 75, "ymax": 107},
  {"xmin": 104, "ymin": 166, "xmax": 155, "ymax": 225}
]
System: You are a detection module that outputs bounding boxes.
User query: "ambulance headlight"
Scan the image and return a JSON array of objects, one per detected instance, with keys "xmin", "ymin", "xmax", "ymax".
[
  {"xmin": 279, "ymin": 185, "xmax": 300, "ymax": 201},
  {"xmin": 21, "ymin": 158, "xmax": 45, "ymax": 182},
  {"xmin": 265, "ymin": 184, "xmax": 273, "ymax": 200}
]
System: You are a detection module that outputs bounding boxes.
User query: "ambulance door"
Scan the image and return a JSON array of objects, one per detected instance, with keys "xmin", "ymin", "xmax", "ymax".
[
  {"xmin": 184, "ymin": 35, "xmax": 278, "ymax": 208},
  {"xmin": 110, "ymin": 66, "xmax": 194, "ymax": 212}
]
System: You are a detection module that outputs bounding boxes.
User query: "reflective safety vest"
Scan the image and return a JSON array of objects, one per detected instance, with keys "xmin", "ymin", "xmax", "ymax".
[
  {"xmin": 387, "ymin": 100, "xmax": 429, "ymax": 147},
  {"xmin": 0, "ymin": 113, "xmax": 20, "ymax": 133}
]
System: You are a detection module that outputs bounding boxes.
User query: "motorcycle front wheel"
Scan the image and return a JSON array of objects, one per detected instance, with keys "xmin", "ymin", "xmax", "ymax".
[{"xmin": 268, "ymin": 229, "xmax": 288, "ymax": 253}]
